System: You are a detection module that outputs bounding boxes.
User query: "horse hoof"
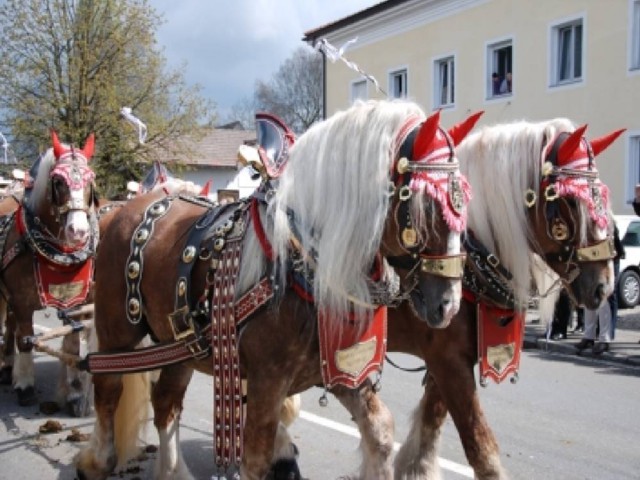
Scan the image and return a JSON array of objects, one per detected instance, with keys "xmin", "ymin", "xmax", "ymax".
[
  {"xmin": 0, "ymin": 366, "xmax": 12, "ymax": 385},
  {"xmin": 16, "ymin": 386, "xmax": 37, "ymax": 406},
  {"xmin": 67, "ymin": 397, "xmax": 91, "ymax": 417},
  {"xmin": 268, "ymin": 456, "xmax": 302, "ymax": 480}
]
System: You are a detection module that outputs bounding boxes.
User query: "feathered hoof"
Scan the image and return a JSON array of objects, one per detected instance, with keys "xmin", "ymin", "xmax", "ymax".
[
  {"xmin": 267, "ymin": 455, "xmax": 302, "ymax": 480},
  {"xmin": 67, "ymin": 396, "xmax": 92, "ymax": 418},
  {"xmin": 0, "ymin": 365, "xmax": 12, "ymax": 385},
  {"xmin": 75, "ymin": 448, "xmax": 116, "ymax": 480},
  {"xmin": 16, "ymin": 386, "xmax": 37, "ymax": 406}
]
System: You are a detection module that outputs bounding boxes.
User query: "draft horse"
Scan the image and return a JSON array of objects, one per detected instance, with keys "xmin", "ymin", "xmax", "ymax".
[
  {"xmin": 384, "ymin": 119, "xmax": 622, "ymax": 479},
  {"xmin": 0, "ymin": 131, "xmax": 98, "ymax": 407},
  {"xmin": 75, "ymin": 99, "xmax": 481, "ymax": 480}
]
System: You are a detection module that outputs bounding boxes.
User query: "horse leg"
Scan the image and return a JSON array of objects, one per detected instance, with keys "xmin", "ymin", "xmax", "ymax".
[
  {"xmin": 332, "ymin": 380, "xmax": 395, "ymax": 480},
  {"xmin": 269, "ymin": 394, "xmax": 302, "ymax": 480},
  {"xmin": 59, "ymin": 330, "xmax": 92, "ymax": 417},
  {"xmin": 394, "ymin": 373, "xmax": 448, "ymax": 480},
  {"xmin": 430, "ymin": 361, "xmax": 507, "ymax": 479},
  {"xmin": 0, "ymin": 304, "xmax": 15, "ymax": 385},
  {"xmin": 75, "ymin": 373, "xmax": 123, "ymax": 480},
  {"xmin": 242, "ymin": 376, "xmax": 290, "ymax": 480},
  {"xmin": 150, "ymin": 363, "xmax": 194, "ymax": 480},
  {"xmin": 13, "ymin": 312, "xmax": 36, "ymax": 406}
]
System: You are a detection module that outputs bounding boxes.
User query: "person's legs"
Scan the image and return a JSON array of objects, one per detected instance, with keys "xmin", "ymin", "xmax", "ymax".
[{"xmin": 576, "ymin": 308, "xmax": 597, "ymax": 352}]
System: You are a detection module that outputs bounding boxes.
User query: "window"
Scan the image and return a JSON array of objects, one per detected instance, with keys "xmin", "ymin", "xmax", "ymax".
[
  {"xmin": 631, "ymin": 0, "xmax": 640, "ymax": 70},
  {"xmin": 434, "ymin": 56, "xmax": 455, "ymax": 107},
  {"xmin": 487, "ymin": 40, "xmax": 512, "ymax": 98},
  {"xmin": 389, "ymin": 69, "xmax": 408, "ymax": 98},
  {"xmin": 551, "ymin": 18, "xmax": 583, "ymax": 85},
  {"xmin": 351, "ymin": 79, "xmax": 368, "ymax": 103},
  {"xmin": 630, "ymin": 135, "xmax": 640, "ymax": 202}
]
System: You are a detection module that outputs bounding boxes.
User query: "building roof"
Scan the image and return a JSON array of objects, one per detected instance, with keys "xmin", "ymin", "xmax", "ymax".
[
  {"xmin": 303, "ymin": 0, "xmax": 413, "ymax": 43},
  {"xmin": 156, "ymin": 127, "xmax": 255, "ymax": 168}
]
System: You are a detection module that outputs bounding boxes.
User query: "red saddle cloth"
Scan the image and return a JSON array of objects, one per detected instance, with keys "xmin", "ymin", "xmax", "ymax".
[
  {"xmin": 35, "ymin": 257, "xmax": 94, "ymax": 309},
  {"xmin": 319, "ymin": 305, "xmax": 387, "ymax": 389},
  {"xmin": 477, "ymin": 303, "xmax": 524, "ymax": 384}
]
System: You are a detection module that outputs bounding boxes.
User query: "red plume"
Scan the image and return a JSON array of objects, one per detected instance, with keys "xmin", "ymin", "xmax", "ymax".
[
  {"xmin": 199, "ymin": 179, "xmax": 212, "ymax": 197},
  {"xmin": 51, "ymin": 130, "xmax": 64, "ymax": 160},
  {"xmin": 81, "ymin": 133, "xmax": 95, "ymax": 160},
  {"xmin": 557, "ymin": 124, "xmax": 588, "ymax": 165},
  {"xmin": 448, "ymin": 111, "xmax": 484, "ymax": 146},
  {"xmin": 413, "ymin": 110, "xmax": 441, "ymax": 160},
  {"xmin": 590, "ymin": 128, "xmax": 626, "ymax": 157}
]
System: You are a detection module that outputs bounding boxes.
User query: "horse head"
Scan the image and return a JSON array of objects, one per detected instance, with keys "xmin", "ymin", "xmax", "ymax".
[
  {"xmin": 529, "ymin": 125, "xmax": 625, "ymax": 309},
  {"xmin": 383, "ymin": 109, "xmax": 483, "ymax": 328},
  {"xmin": 47, "ymin": 130, "xmax": 97, "ymax": 246}
]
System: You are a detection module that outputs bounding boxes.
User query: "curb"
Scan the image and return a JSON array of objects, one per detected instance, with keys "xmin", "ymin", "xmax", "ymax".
[{"xmin": 523, "ymin": 333, "xmax": 640, "ymax": 368}]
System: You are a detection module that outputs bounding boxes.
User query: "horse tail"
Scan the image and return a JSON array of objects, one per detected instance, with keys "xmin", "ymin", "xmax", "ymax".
[
  {"xmin": 114, "ymin": 370, "xmax": 151, "ymax": 470},
  {"xmin": 113, "ymin": 335, "xmax": 154, "ymax": 470}
]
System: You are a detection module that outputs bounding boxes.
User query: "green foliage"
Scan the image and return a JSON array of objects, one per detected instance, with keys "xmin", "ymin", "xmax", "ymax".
[{"xmin": 0, "ymin": 0, "xmax": 215, "ymax": 198}]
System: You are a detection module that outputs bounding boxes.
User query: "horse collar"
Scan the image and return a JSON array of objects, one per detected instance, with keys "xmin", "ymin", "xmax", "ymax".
[{"xmin": 17, "ymin": 204, "xmax": 97, "ymax": 267}]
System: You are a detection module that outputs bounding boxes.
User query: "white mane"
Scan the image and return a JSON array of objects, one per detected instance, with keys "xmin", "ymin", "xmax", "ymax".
[
  {"xmin": 456, "ymin": 118, "xmax": 581, "ymax": 308},
  {"xmin": 26, "ymin": 148, "xmax": 56, "ymax": 212},
  {"xmin": 261, "ymin": 99, "xmax": 427, "ymax": 319}
]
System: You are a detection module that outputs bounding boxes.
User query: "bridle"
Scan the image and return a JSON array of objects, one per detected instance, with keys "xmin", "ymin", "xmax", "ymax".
[
  {"xmin": 526, "ymin": 130, "xmax": 615, "ymax": 288},
  {"xmin": 48, "ymin": 146, "xmax": 97, "ymax": 225},
  {"xmin": 386, "ymin": 117, "xmax": 468, "ymax": 286}
]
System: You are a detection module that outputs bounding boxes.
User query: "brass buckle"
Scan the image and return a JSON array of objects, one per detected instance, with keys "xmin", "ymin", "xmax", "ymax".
[{"xmin": 168, "ymin": 306, "xmax": 195, "ymax": 342}]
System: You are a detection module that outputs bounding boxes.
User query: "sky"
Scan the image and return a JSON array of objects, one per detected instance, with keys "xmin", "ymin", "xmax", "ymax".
[{"xmin": 150, "ymin": 0, "xmax": 376, "ymax": 118}]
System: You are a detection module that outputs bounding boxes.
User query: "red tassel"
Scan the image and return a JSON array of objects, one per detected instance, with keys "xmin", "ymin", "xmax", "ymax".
[{"xmin": 199, "ymin": 179, "xmax": 212, "ymax": 196}]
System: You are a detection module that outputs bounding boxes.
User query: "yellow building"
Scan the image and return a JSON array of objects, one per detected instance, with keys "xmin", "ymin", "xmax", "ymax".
[{"xmin": 304, "ymin": 0, "xmax": 640, "ymax": 214}]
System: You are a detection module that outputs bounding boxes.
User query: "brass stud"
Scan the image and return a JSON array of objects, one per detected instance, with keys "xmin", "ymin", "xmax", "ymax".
[
  {"xmin": 182, "ymin": 245, "xmax": 196, "ymax": 263},
  {"xmin": 127, "ymin": 261, "xmax": 140, "ymax": 279},
  {"xmin": 396, "ymin": 157, "xmax": 410, "ymax": 174},
  {"xmin": 135, "ymin": 228, "xmax": 149, "ymax": 244},
  {"xmin": 128, "ymin": 298, "xmax": 140, "ymax": 315}
]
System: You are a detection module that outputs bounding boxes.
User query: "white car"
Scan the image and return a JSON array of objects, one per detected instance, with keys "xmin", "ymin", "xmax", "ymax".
[{"xmin": 615, "ymin": 215, "xmax": 640, "ymax": 308}]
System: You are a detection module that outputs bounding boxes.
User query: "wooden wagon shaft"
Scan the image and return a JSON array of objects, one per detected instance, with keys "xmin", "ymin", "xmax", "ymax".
[
  {"xmin": 33, "ymin": 319, "xmax": 94, "ymax": 344},
  {"xmin": 60, "ymin": 303, "xmax": 95, "ymax": 319}
]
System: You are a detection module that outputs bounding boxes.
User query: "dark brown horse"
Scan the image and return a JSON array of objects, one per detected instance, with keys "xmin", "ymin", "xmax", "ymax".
[
  {"xmin": 0, "ymin": 131, "xmax": 98, "ymax": 407},
  {"xmin": 334, "ymin": 119, "xmax": 621, "ymax": 480},
  {"xmin": 75, "ymin": 100, "xmax": 482, "ymax": 480}
]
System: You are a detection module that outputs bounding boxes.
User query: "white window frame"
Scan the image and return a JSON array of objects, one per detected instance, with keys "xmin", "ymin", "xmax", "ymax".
[
  {"xmin": 486, "ymin": 38, "xmax": 513, "ymax": 99},
  {"xmin": 350, "ymin": 78, "xmax": 368, "ymax": 104},
  {"xmin": 433, "ymin": 55, "xmax": 455, "ymax": 108},
  {"xmin": 388, "ymin": 67, "xmax": 408, "ymax": 99},
  {"xmin": 628, "ymin": 133, "xmax": 640, "ymax": 203},
  {"xmin": 629, "ymin": 0, "xmax": 640, "ymax": 72},
  {"xmin": 549, "ymin": 15, "xmax": 585, "ymax": 87}
]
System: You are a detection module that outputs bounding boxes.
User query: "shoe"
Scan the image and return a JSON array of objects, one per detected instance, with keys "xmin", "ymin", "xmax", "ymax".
[
  {"xmin": 573, "ymin": 325, "xmax": 585, "ymax": 333},
  {"xmin": 592, "ymin": 342, "xmax": 609, "ymax": 356},
  {"xmin": 575, "ymin": 339, "xmax": 594, "ymax": 352},
  {"xmin": 551, "ymin": 333, "xmax": 567, "ymax": 340}
]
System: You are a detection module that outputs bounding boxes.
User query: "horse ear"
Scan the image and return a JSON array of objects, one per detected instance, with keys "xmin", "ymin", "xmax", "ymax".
[
  {"xmin": 413, "ymin": 110, "xmax": 441, "ymax": 159},
  {"xmin": 199, "ymin": 179, "xmax": 211, "ymax": 197},
  {"xmin": 591, "ymin": 128, "xmax": 626, "ymax": 157},
  {"xmin": 51, "ymin": 130, "xmax": 64, "ymax": 159},
  {"xmin": 82, "ymin": 133, "xmax": 95, "ymax": 160},
  {"xmin": 557, "ymin": 124, "xmax": 588, "ymax": 164},
  {"xmin": 448, "ymin": 111, "xmax": 484, "ymax": 146}
]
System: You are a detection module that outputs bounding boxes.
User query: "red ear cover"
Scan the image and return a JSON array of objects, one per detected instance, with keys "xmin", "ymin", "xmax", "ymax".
[
  {"xmin": 590, "ymin": 129, "xmax": 626, "ymax": 157},
  {"xmin": 557, "ymin": 124, "xmax": 588, "ymax": 165},
  {"xmin": 81, "ymin": 133, "xmax": 95, "ymax": 160},
  {"xmin": 448, "ymin": 111, "xmax": 484, "ymax": 146},
  {"xmin": 413, "ymin": 110, "xmax": 441, "ymax": 160}
]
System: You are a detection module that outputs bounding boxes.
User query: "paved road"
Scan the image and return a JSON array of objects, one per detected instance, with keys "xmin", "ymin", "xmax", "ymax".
[{"xmin": 1, "ymin": 320, "xmax": 639, "ymax": 479}]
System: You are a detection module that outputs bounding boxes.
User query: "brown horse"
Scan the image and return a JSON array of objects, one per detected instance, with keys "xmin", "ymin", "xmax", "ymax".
[
  {"xmin": 0, "ymin": 131, "xmax": 98, "ymax": 407},
  {"xmin": 75, "ymin": 99, "xmax": 482, "ymax": 480},
  {"xmin": 333, "ymin": 119, "xmax": 621, "ymax": 480}
]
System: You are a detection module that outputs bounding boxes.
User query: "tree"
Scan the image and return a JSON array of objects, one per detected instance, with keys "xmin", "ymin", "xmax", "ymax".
[
  {"xmin": 253, "ymin": 47, "xmax": 322, "ymax": 134},
  {"xmin": 0, "ymin": 0, "xmax": 215, "ymax": 197}
]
